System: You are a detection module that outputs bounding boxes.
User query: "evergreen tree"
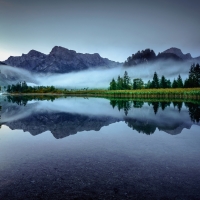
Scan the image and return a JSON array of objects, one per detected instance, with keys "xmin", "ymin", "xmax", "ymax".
[
  {"xmin": 151, "ymin": 72, "xmax": 159, "ymax": 88},
  {"xmin": 188, "ymin": 63, "xmax": 200, "ymax": 87},
  {"xmin": 117, "ymin": 76, "xmax": 123, "ymax": 90},
  {"xmin": 21, "ymin": 81, "xmax": 28, "ymax": 92},
  {"xmin": 184, "ymin": 78, "xmax": 190, "ymax": 88},
  {"xmin": 145, "ymin": 80, "xmax": 151, "ymax": 89},
  {"xmin": 109, "ymin": 78, "xmax": 117, "ymax": 90},
  {"xmin": 166, "ymin": 79, "xmax": 171, "ymax": 88},
  {"xmin": 172, "ymin": 79, "xmax": 178, "ymax": 88},
  {"xmin": 177, "ymin": 75, "xmax": 183, "ymax": 88},
  {"xmin": 123, "ymin": 71, "xmax": 131, "ymax": 89},
  {"xmin": 133, "ymin": 79, "xmax": 137, "ymax": 90},
  {"xmin": 7, "ymin": 85, "xmax": 11, "ymax": 93},
  {"xmin": 133, "ymin": 78, "xmax": 144, "ymax": 89},
  {"xmin": 160, "ymin": 75, "xmax": 167, "ymax": 88}
]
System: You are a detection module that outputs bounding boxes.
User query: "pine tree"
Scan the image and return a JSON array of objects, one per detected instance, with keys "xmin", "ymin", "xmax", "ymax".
[
  {"xmin": 133, "ymin": 78, "xmax": 143, "ymax": 89},
  {"xmin": 160, "ymin": 75, "xmax": 167, "ymax": 88},
  {"xmin": 184, "ymin": 78, "xmax": 190, "ymax": 88},
  {"xmin": 109, "ymin": 78, "xmax": 117, "ymax": 90},
  {"xmin": 117, "ymin": 76, "xmax": 123, "ymax": 90},
  {"xmin": 172, "ymin": 79, "xmax": 178, "ymax": 88},
  {"xmin": 166, "ymin": 79, "xmax": 171, "ymax": 88},
  {"xmin": 123, "ymin": 71, "xmax": 131, "ymax": 89},
  {"xmin": 188, "ymin": 63, "xmax": 200, "ymax": 87},
  {"xmin": 133, "ymin": 79, "xmax": 137, "ymax": 90},
  {"xmin": 177, "ymin": 75, "xmax": 183, "ymax": 88},
  {"xmin": 21, "ymin": 81, "xmax": 28, "ymax": 92},
  {"xmin": 151, "ymin": 72, "xmax": 159, "ymax": 88},
  {"xmin": 145, "ymin": 80, "xmax": 151, "ymax": 89}
]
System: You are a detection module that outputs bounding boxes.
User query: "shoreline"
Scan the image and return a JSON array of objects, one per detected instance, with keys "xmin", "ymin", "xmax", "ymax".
[{"xmin": 3, "ymin": 88, "xmax": 200, "ymax": 101}]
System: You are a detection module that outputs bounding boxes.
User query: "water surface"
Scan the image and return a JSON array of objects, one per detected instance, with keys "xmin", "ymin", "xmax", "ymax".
[{"xmin": 0, "ymin": 96, "xmax": 200, "ymax": 199}]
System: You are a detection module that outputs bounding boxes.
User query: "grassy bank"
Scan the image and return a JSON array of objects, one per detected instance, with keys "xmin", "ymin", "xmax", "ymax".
[
  {"xmin": 63, "ymin": 88, "xmax": 200, "ymax": 99},
  {"xmin": 6, "ymin": 88, "xmax": 200, "ymax": 100}
]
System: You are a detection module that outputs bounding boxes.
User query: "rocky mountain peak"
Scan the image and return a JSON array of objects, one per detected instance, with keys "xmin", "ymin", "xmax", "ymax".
[
  {"xmin": 163, "ymin": 47, "xmax": 182, "ymax": 55},
  {"xmin": 162, "ymin": 47, "xmax": 192, "ymax": 59},
  {"xmin": 50, "ymin": 46, "xmax": 76, "ymax": 56},
  {"xmin": 184, "ymin": 53, "xmax": 192, "ymax": 59},
  {"xmin": 26, "ymin": 50, "xmax": 46, "ymax": 58},
  {"xmin": 92, "ymin": 53, "xmax": 101, "ymax": 57},
  {"xmin": 3, "ymin": 46, "xmax": 120, "ymax": 73}
]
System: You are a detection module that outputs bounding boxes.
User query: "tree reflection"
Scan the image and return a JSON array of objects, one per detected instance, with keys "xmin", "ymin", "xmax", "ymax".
[
  {"xmin": 109, "ymin": 98, "xmax": 200, "ymax": 124},
  {"xmin": 160, "ymin": 102, "xmax": 171, "ymax": 110},
  {"xmin": 6, "ymin": 95, "xmax": 63, "ymax": 105},
  {"xmin": 185, "ymin": 102, "xmax": 200, "ymax": 123},
  {"xmin": 132, "ymin": 101, "xmax": 144, "ymax": 108},
  {"xmin": 1, "ymin": 97, "xmax": 200, "ymax": 137},
  {"xmin": 110, "ymin": 99, "xmax": 132, "ymax": 116},
  {"xmin": 152, "ymin": 102, "xmax": 159, "ymax": 114},
  {"xmin": 172, "ymin": 101, "xmax": 183, "ymax": 112}
]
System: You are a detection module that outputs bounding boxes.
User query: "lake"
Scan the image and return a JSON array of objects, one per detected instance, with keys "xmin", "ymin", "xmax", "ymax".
[{"xmin": 0, "ymin": 96, "xmax": 200, "ymax": 199}]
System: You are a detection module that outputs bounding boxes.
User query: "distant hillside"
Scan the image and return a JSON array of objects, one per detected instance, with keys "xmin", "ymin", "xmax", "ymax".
[
  {"xmin": 162, "ymin": 47, "xmax": 192, "ymax": 60},
  {"xmin": 2, "ymin": 46, "xmax": 200, "ymax": 73},
  {"xmin": 4, "ymin": 46, "xmax": 121, "ymax": 73},
  {"xmin": 124, "ymin": 47, "xmax": 200, "ymax": 67}
]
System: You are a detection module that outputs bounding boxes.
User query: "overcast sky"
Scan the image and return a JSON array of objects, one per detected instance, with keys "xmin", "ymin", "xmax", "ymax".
[{"xmin": 0, "ymin": 0, "xmax": 200, "ymax": 62}]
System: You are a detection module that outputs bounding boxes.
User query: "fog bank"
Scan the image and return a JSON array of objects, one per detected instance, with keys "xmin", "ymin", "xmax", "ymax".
[{"xmin": 0, "ymin": 60, "xmax": 191, "ymax": 88}]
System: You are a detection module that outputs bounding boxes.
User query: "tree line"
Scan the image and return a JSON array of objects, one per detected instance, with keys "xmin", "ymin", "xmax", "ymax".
[
  {"xmin": 6, "ymin": 81, "xmax": 58, "ymax": 93},
  {"xmin": 109, "ymin": 63, "xmax": 200, "ymax": 90}
]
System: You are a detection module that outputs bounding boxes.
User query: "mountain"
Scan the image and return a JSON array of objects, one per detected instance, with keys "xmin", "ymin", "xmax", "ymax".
[
  {"xmin": 156, "ymin": 52, "xmax": 183, "ymax": 61},
  {"xmin": 162, "ymin": 47, "xmax": 192, "ymax": 60},
  {"xmin": 4, "ymin": 46, "xmax": 120, "ymax": 73},
  {"xmin": 124, "ymin": 47, "xmax": 199, "ymax": 67},
  {"xmin": 193, "ymin": 56, "xmax": 200, "ymax": 63},
  {"xmin": 2, "ymin": 46, "xmax": 199, "ymax": 72}
]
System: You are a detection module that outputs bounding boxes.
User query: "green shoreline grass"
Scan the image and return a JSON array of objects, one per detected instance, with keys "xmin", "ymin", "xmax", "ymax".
[{"xmin": 4, "ymin": 88, "xmax": 200, "ymax": 100}]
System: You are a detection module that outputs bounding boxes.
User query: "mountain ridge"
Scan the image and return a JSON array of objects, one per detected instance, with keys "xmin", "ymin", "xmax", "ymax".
[
  {"xmin": 124, "ymin": 47, "xmax": 199, "ymax": 67},
  {"xmin": 1, "ymin": 46, "xmax": 200, "ymax": 72},
  {"xmin": 3, "ymin": 46, "xmax": 121, "ymax": 73},
  {"xmin": 162, "ymin": 47, "xmax": 192, "ymax": 60}
]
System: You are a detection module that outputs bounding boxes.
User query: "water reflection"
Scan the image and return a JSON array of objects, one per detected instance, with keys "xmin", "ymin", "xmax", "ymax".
[
  {"xmin": 185, "ymin": 102, "xmax": 200, "ymax": 123},
  {"xmin": 109, "ymin": 98, "xmax": 200, "ymax": 121},
  {"xmin": 0, "ymin": 95, "xmax": 199, "ymax": 138},
  {"xmin": 6, "ymin": 95, "xmax": 63, "ymax": 106},
  {"xmin": 109, "ymin": 99, "xmax": 186, "ymax": 115}
]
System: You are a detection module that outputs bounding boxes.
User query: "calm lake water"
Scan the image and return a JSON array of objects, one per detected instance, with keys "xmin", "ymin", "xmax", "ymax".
[{"xmin": 0, "ymin": 96, "xmax": 200, "ymax": 199}]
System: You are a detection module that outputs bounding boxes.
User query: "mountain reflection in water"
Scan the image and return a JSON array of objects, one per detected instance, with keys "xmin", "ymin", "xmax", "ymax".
[{"xmin": 0, "ymin": 95, "xmax": 199, "ymax": 138}]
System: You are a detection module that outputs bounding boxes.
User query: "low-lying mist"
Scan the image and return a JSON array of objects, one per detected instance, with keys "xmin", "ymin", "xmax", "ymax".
[
  {"xmin": 0, "ymin": 60, "xmax": 191, "ymax": 89},
  {"xmin": 0, "ymin": 65, "xmax": 38, "ymax": 86}
]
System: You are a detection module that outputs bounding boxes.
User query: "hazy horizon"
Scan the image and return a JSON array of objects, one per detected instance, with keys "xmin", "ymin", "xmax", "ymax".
[{"xmin": 0, "ymin": 59, "xmax": 191, "ymax": 88}]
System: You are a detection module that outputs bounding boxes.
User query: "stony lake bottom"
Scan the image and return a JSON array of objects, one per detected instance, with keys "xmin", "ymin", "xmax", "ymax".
[{"xmin": 0, "ymin": 96, "xmax": 200, "ymax": 200}]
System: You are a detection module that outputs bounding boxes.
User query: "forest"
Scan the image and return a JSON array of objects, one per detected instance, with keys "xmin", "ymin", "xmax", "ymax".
[{"xmin": 109, "ymin": 63, "xmax": 200, "ymax": 90}]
